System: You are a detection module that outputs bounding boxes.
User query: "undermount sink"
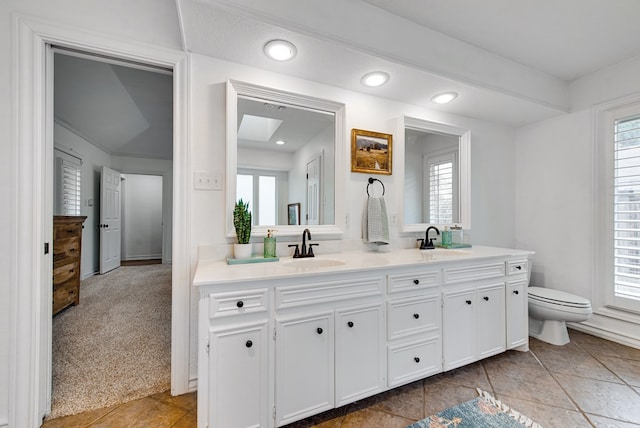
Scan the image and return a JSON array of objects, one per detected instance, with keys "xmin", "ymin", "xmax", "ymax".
[{"xmin": 282, "ymin": 258, "xmax": 346, "ymax": 269}]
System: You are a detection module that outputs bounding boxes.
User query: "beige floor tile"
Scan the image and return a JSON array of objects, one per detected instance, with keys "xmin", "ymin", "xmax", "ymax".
[
  {"xmin": 88, "ymin": 397, "xmax": 186, "ymax": 428},
  {"xmin": 440, "ymin": 360, "xmax": 493, "ymax": 392},
  {"xmin": 554, "ymin": 372, "xmax": 640, "ymax": 424},
  {"xmin": 498, "ymin": 394, "xmax": 591, "ymax": 428},
  {"xmin": 570, "ymin": 330, "xmax": 640, "ymax": 362},
  {"xmin": 371, "ymin": 380, "xmax": 424, "ymax": 420},
  {"xmin": 599, "ymin": 356, "xmax": 640, "ymax": 387},
  {"xmin": 587, "ymin": 414, "xmax": 640, "ymax": 427},
  {"xmin": 423, "ymin": 376, "xmax": 478, "ymax": 416},
  {"xmin": 340, "ymin": 407, "xmax": 415, "ymax": 428},
  {"xmin": 530, "ymin": 337, "xmax": 620, "ymax": 382}
]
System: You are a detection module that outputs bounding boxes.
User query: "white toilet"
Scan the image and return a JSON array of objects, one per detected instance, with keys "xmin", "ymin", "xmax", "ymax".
[{"xmin": 528, "ymin": 287, "xmax": 592, "ymax": 346}]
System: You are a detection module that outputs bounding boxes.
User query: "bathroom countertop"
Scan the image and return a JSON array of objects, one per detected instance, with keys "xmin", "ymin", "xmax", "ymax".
[{"xmin": 193, "ymin": 245, "xmax": 534, "ymax": 286}]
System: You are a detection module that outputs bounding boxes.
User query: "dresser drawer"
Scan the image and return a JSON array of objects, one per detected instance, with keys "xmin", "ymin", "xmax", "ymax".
[
  {"xmin": 54, "ymin": 222, "xmax": 82, "ymax": 240},
  {"xmin": 387, "ymin": 294, "xmax": 440, "ymax": 340},
  {"xmin": 53, "ymin": 260, "xmax": 80, "ymax": 285},
  {"xmin": 387, "ymin": 270, "xmax": 440, "ymax": 294},
  {"xmin": 208, "ymin": 288, "xmax": 269, "ymax": 318},
  {"xmin": 53, "ymin": 237, "xmax": 80, "ymax": 264},
  {"xmin": 507, "ymin": 260, "xmax": 528, "ymax": 276},
  {"xmin": 53, "ymin": 277, "xmax": 79, "ymax": 313},
  {"xmin": 387, "ymin": 337, "xmax": 441, "ymax": 387}
]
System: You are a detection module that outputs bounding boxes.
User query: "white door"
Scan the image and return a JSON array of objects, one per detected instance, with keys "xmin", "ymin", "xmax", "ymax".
[
  {"xmin": 100, "ymin": 166, "xmax": 121, "ymax": 274},
  {"xmin": 306, "ymin": 155, "xmax": 322, "ymax": 225},
  {"xmin": 476, "ymin": 283, "xmax": 506, "ymax": 359},
  {"xmin": 442, "ymin": 287, "xmax": 476, "ymax": 371}
]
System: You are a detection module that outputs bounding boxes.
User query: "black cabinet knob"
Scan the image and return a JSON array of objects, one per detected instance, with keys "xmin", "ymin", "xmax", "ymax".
[
  {"xmin": 317, "ymin": 327, "xmax": 323, "ymax": 335},
  {"xmin": 413, "ymin": 313, "xmax": 420, "ymax": 319},
  {"xmin": 347, "ymin": 321, "xmax": 354, "ymax": 328},
  {"xmin": 513, "ymin": 290, "xmax": 520, "ymax": 295},
  {"xmin": 245, "ymin": 340, "xmax": 253, "ymax": 348},
  {"xmin": 413, "ymin": 279, "xmax": 420, "ymax": 285},
  {"xmin": 483, "ymin": 296, "xmax": 489, "ymax": 301},
  {"xmin": 414, "ymin": 357, "xmax": 420, "ymax": 363},
  {"xmin": 236, "ymin": 301, "xmax": 244, "ymax": 308},
  {"xmin": 516, "ymin": 265, "xmax": 522, "ymax": 270},
  {"xmin": 466, "ymin": 300, "xmax": 472, "ymax": 305}
]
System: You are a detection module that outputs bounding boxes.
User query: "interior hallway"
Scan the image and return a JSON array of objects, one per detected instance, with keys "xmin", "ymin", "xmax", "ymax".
[{"xmin": 42, "ymin": 329, "xmax": 640, "ymax": 427}]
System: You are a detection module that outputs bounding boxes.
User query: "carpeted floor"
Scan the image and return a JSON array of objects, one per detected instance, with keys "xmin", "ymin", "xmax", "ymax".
[{"xmin": 48, "ymin": 264, "xmax": 172, "ymax": 419}]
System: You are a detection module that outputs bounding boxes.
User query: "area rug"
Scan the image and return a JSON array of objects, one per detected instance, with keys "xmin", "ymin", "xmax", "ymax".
[
  {"xmin": 48, "ymin": 264, "xmax": 172, "ymax": 419},
  {"xmin": 408, "ymin": 389, "xmax": 542, "ymax": 428}
]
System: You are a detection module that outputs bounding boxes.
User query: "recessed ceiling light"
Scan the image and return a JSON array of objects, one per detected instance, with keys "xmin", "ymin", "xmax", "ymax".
[
  {"xmin": 275, "ymin": 140, "xmax": 285, "ymax": 145},
  {"xmin": 264, "ymin": 40, "xmax": 297, "ymax": 61},
  {"xmin": 361, "ymin": 71, "xmax": 389, "ymax": 87},
  {"xmin": 431, "ymin": 92, "xmax": 459, "ymax": 104}
]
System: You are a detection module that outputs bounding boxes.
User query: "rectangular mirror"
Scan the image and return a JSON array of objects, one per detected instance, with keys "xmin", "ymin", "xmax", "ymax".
[
  {"xmin": 400, "ymin": 117, "xmax": 470, "ymax": 232},
  {"xmin": 226, "ymin": 80, "xmax": 345, "ymax": 237}
]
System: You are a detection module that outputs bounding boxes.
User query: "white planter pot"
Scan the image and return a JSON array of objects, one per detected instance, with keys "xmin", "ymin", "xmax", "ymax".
[{"xmin": 233, "ymin": 243, "xmax": 253, "ymax": 259}]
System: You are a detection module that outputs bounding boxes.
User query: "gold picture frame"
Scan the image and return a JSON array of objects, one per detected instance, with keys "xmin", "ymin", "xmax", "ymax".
[{"xmin": 351, "ymin": 128, "xmax": 392, "ymax": 175}]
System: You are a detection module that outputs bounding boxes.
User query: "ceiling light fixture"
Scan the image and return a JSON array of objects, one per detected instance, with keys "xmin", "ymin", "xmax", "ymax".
[
  {"xmin": 264, "ymin": 40, "xmax": 297, "ymax": 61},
  {"xmin": 275, "ymin": 140, "xmax": 285, "ymax": 145},
  {"xmin": 361, "ymin": 71, "xmax": 389, "ymax": 87},
  {"xmin": 431, "ymin": 92, "xmax": 459, "ymax": 104}
]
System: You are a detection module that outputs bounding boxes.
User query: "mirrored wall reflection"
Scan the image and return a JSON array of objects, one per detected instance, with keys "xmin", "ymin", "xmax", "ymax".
[
  {"xmin": 404, "ymin": 128, "xmax": 460, "ymax": 225},
  {"xmin": 236, "ymin": 96, "xmax": 335, "ymax": 226}
]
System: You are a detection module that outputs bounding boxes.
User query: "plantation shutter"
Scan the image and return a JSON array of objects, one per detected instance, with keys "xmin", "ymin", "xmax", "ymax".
[
  {"xmin": 55, "ymin": 148, "xmax": 82, "ymax": 216},
  {"xmin": 424, "ymin": 152, "xmax": 456, "ymax": 224},
  {"xmin": 614, "ymin": 115, "xmax": 640, "ymax": 301}
]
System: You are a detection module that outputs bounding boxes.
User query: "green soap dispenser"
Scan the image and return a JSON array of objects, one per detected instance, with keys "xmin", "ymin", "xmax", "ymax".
[
  {"xmin": 441, "ymin": 226, "xmax": 452, "ymax": 247},
  {"xmin": 264, "ymin": 229, "xmax": 277, "ymax": 258}
]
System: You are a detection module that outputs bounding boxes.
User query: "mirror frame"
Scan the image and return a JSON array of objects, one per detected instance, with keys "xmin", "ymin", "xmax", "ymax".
[
  {"xmin": 397, "ymin": 116, "xmax": 471, "ymax": 233},
  {"xmin": 226, "ymin": 79, "xmax": 346, "ymax": 238}
]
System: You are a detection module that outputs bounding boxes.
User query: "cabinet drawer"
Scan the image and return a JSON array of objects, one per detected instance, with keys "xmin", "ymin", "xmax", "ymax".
[
  {"xmin": 275, "ymin": 277, "xmax": 383, "ymax": 309},
  {"xmin": 507, "ymin": 260, "xmax": 528, "ymax": 276},
  {"xmin": 387, "ymin": 337, "xmax": 441, "ymax": 387},
  {"xmin": 208, "ymin": 288, "xmax": 269, "ymax": 318},
  {"xmin": 443, "ymin": 263, "xmax": 504, "ymax": 284},
  {"xmin": 53, "ymin": 260, "xmax": 79, "ymax": 285},
  {"xmin": 53, "ymin": 237, "xmax": 80, "ymax": 264},
  {"xmin": 387, "ymin": 270, "xmax": 440, "ymax": 294},
  {"xmin": 387, "ymin": 294, "xmax": 440, "ymax": 340},
  {"xmin": 54, "ymin": 223, "xmax": 82, "ymax": 240},
  {"xmin": 53, "ymin": 277, "xmax": 78, "ymax": 313}
]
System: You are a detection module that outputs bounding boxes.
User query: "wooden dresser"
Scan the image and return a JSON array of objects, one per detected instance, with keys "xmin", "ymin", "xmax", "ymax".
[{"xmin": 53, "ymin": 216, "xmax": 87, "ymax": 316}]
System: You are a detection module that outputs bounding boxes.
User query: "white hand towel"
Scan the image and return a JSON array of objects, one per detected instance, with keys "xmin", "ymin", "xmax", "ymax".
[{"xmin": 362, "ymin": 195, "xmax": 390, "ymax": 245}]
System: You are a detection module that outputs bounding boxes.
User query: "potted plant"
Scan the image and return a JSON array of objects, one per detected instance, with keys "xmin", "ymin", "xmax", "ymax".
[{"xmin": 233, "ymin": 198, "xmax": 253, "ymax": 258}]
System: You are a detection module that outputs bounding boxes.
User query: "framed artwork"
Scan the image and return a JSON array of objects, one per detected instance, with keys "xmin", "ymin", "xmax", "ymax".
[
  {"xmin": 351, "ymin": 128, "xmax": 392, "ymax": 175},
  {"xmin": 288, "ymin": 203, "xmax": 301, "ymax": 225}
]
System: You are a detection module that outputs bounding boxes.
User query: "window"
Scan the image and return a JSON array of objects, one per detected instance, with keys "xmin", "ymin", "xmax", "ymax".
[
  {"xmin": 424, "ymin": 151, "xmax": 457, "ymax": 225},
  {"xmin": 614, "ymin": 115, "xmax": 640, "ymax": 303},
  {"xmin": 54, "ymin": 148, "xmax": 82, "ymax": 216},
  {"xmin": 237, "ymin": 170, "xmax": 278, "ymax": 226}
]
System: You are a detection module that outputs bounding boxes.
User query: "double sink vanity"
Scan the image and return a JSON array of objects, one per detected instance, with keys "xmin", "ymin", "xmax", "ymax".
[{"xmin": 194, "ymin": 245, "xmax": 533, "ymax": 428}]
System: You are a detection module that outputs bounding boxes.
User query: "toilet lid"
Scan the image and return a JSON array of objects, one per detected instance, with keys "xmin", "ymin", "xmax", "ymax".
[{"xmin": 528, "ymin": 287, "xmax": 591, "ymax": 308}]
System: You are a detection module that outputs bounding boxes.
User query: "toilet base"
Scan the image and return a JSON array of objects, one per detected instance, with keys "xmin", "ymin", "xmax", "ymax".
[{"xmin": 528, "ymin": 317, "xmax": 570, "ymax": 346}]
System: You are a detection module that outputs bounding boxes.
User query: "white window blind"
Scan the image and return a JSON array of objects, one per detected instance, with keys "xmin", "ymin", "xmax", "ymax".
[
  {"xmin": 425, "ymin": 152, "xmax": 456, "ymax": 224},
  {"xmin": 614, "ymin": 115, "xmax": 640, "ymax": 301},
  {"xmin": 54, "ymin": 149, "xmax": 82, "ymax": 216}
]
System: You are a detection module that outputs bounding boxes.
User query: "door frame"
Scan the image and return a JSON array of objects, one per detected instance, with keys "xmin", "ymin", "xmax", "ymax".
[{"xmin": 10, "ymin": 16, "xmax": 191, "ymax": 427}]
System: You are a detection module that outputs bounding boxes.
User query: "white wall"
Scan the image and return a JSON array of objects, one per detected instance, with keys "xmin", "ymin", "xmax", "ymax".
[{"xmin": 121, "ymin": 174, "xmax": 163, "ymax": 260}]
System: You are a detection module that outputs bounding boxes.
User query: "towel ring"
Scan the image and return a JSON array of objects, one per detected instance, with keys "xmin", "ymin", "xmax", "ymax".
[{"xmin": 367, "ymin": 177, "xmax": 385, "ymax": 196}]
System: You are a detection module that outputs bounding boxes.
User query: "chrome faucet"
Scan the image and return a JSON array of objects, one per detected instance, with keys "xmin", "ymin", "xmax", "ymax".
[
  {"xmin": 417, "ymin": 226, "xmax": 440, "ymax": 250},
  {"xmin": 288, "ymin": 228, "xmax": 318, "ymax": 258}
]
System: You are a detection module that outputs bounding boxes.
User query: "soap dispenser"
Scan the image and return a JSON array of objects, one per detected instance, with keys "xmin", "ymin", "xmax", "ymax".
[
  {"xmin": 264, "ymin": 229, "xmax": 277, "ymax": 258},
  {"xmin": 442, "ymin": 226, "xmax": 452, "ymax": 247}
]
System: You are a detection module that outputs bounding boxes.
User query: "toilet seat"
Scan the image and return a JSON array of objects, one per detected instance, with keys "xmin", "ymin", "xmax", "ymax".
[{"xmin": 528, "ymin": 287, "xmax": 591, "ymax": 309}]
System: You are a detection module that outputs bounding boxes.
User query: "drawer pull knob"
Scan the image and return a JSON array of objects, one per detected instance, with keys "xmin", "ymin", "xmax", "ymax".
[
  {"xmin": 317, "ymin": 327, "xmax": 323, "ymax": 335},
  {"xmin": 245, "ymin": 340, "xmax": 253, "ymax": 348},
  {"xmin": 413, "ymin": 279, "xmax": 420, "ymax": 285},
  {"xmin": 347, "ymin": 321, "xmax": 354, "ymax": 328},
  {"xmin": 413, "ymin": 313, "xmax": 420, "ymax": 319},
  {"xmin": 466, "ymin": 300, "xmax": 472, "ymax": 305},
  {"xmin": 513, "ymin": 290, "xmax": 520, "ymax": 295},
  {"xmin": 483, "ymin": 296, "xmax": 489, "ymax": 301},
  {"xmin": 414, "ymin": 357, "xmax": 420, "ymax": 363},
  {"xmin": 236, "ymin": 301, "xmax": 244, "ymax": 308},
  {"xmin": 516, "ymin": 265, "xmax": 522, "ymax": 270}
]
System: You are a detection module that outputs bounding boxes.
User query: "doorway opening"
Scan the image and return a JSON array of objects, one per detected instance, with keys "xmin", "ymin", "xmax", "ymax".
[{"xmin": 49, "ymin": 48, "xmax": 174, "ymax": 418}]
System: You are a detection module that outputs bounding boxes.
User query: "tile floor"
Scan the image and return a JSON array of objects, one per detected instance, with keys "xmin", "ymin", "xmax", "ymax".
[{"xmin": 42, "ymin": 329, "xmax": 640, "ymax": 427}]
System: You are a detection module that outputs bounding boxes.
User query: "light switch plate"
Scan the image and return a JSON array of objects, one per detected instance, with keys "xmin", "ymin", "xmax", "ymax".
[
  {"xmin": 211, "ymin": 173, "xmax": 223, "ymax": 191},
  {"xmin": 194, "ymin": 172, "xmax": 213, "ymax": 190}
]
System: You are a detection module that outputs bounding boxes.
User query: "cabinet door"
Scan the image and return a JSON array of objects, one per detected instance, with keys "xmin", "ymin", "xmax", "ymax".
[
  {"xmin": 335, "ymin": 304, "xmax": 384, "ymax": 406},
  {"xmin": 276, "ymin": 312, "xmax": 334, "ymax": 426},
  {"xmin": 506, "ymin": 280, "xmax": 528, "ymax": 349},
  {"xmin": 442, "ymin": 287, "xmax": 476, "ymax": 371},
  {"xmin": 476, "ymin": 283, "xmax": 506, "ymax": 359},
  {"xmin": 209, "ymin": 321, "xmax": 269, "ymax": 428}
]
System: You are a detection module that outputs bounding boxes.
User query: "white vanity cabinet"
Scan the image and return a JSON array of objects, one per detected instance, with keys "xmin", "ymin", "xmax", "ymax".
[
  {"xmin": 506, "ymin": 260, "xmax": 530, "ymax": 350},
  {"xmin": 442, "ymin": 262, "xmax": 506, "ymax": 371}
]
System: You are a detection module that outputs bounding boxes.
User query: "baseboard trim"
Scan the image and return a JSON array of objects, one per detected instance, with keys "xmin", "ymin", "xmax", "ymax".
[
  {"xmin": 188, "ymin": 377, "xmax": 198, "ymax": 393},
  {"xmin": 0, "ymin": 418, "xmax": 7, "ymax": 428},
  {"xmin": 568, "ymin": 322, "xmax": 640, "ymax": 350}
]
